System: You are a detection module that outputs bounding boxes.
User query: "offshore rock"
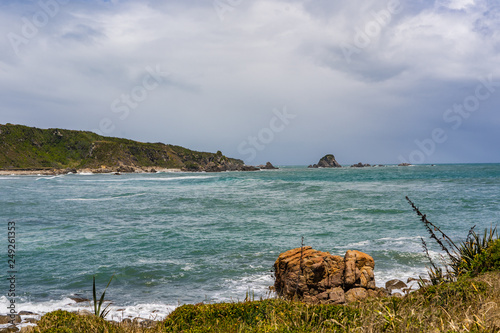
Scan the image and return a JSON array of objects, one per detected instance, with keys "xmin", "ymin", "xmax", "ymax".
[
  {"xmin": 258, "ymin": 162, "xmax": 278, "ymax": 170},
  {"xmin": 350, "ymin": 162, "xmax": 372, "ymax": 168},
  {"xmin": 274, "ymin": 247, "xmax": 376, "ymax": 304},
  {"xmin": 309, "ymin": 154, "xmax": 342, "ymax": 168}
]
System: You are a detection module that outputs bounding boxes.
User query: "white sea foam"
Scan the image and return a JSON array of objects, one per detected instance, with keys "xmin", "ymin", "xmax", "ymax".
[
  {"xmin": 61, "ymin": 193, "xmax": 146, "ymax": 201},
  {"xmin": 35, "ymin": 175, "xmax": 64, "ymax": 181},
  {"xmin": 77, "ymin": 176, "xmax": 214, "ymax": 183},
  {"xmin": 0, "ymin": 296, "xmax": 175, "ymax": 323},
  {"xmin": 212, "ymin": 273, "xmax": 274, "ymax": 302}
]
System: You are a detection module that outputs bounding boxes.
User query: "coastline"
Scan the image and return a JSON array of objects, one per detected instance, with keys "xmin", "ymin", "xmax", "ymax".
[{"xmin": 0, "ymin": 168, "xmax": 183, "ymax": 176}]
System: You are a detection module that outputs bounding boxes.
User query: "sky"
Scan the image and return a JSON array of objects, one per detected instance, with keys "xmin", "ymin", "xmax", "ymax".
[{"xmin": 1, "ymin": 0, "xmax": 499, "ymax": 165}]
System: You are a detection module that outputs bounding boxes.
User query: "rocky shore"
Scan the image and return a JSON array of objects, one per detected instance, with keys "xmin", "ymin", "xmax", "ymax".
[
  {"xmin": 0, "ymin": 162, "xmax": 278, "ymax": 176},
  {"xmin": 0, "ymin": 246, "xmax": 420, "ymax": 332}
]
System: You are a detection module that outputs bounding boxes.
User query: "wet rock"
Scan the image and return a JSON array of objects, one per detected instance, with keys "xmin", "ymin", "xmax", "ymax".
[
  {"xmin": 17, "ymin": 311, "xmax": 35, "ymax": 316},
  {"xmin": 385, "ymin": 279, "xmax": 408, "ymax": 293},
  {"xmin": 350, "ymin": 162, "xmax": 371, "ymax": 167},
  {"xmin": 0, "ymin": 315, "xmax": 20, "ymax": 324},
  {"xmin": 258, "ymin": 162, "xmax": 278, "ymax": 170},
  {"xmin": 0, "ymin": 325, "xmax": 19, "ymax": 333}
]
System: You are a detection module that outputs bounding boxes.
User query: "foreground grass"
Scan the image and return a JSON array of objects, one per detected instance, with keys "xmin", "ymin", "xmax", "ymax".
[{"xmin": 26, "ymin": 272, "xmax": 500, "ymax": 333}]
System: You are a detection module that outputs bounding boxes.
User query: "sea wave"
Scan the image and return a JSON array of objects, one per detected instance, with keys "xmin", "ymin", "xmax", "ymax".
[
  {"xmin": 61, "ymin": 193, "xmax": 147, "ymax": 201},
  {"xmin": 77, "ymin": 176, "xmax": 215, "ymax": 183},
  {"xmin": 0, "ymin": 296, "xmax": 175, "ymax": 324}
]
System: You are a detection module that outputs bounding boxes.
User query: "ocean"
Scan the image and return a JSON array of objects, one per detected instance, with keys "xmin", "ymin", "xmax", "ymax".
[{"xmin": 1, "ymin": 164, "xmax": 499, "ymax": 322}]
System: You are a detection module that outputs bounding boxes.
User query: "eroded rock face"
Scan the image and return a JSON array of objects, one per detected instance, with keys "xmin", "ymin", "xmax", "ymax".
[
  {"xmin": 308, "ymin": 155, "xmax": 342, "ymax": 168},
  {"xmin": 344, "ymin": 250, "xmax": 376, "ymax": 289},
  {"xmin": 274, "ymin": 247, "xmax": 377, "ymax": 304},
  {"xmin": 317, "ymin": 154, "xmax": 342, "ymax": 168}
]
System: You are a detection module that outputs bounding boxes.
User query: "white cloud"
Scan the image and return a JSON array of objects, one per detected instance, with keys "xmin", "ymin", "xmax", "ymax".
[{"xmin": 0, "ymin": 0, "xmax": 499, "ymax": 164}]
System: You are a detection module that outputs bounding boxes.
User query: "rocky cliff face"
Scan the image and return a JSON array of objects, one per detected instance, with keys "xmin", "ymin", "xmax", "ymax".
[
  {"xmin": 308, "ymin": 154, "xmax": 342, "ymax": 168},
  {"xmin": 274, "ymin": 247, "xmax": 387, "ymax": 304}
]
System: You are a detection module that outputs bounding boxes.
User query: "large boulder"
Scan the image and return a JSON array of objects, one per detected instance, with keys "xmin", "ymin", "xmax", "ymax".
[{"xmin": 274, "ymin": 247, "xmax": 377, "ymax": 304}]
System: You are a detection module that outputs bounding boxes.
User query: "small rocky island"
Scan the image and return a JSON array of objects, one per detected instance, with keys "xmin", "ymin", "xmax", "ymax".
[{"xmin": 308, "ymin": 154, "xmax": 342, "ymax": 168}]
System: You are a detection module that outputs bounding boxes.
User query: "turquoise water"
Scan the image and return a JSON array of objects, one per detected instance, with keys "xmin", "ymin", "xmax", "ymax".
[{"xmin": 1, "ymin": 164, "xmax": 499, "ymax": 320}]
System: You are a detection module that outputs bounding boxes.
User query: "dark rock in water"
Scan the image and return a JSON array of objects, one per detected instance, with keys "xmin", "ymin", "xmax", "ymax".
[
  {"xmin": 318, "ymin": 154, "xmax": 342, "ymax": 168},
  {"xmin": 350, "ymin": 162, "xmax": 371, "ymax": 168},
  {"xmin": 240, "ymin": 165, "xmax": 260, "ymax": 171},
  {"xmin": 385, "ymin": 279, "xmax": 408, "ymax": 293},
  {"xmin": 18, "ymin": 311, "xmax": 36, "ymax": 316},
  {"xmin": 70, "ymin": 296, "xmax": 89, "ymax": 303},
  {"xmin": 258, "ymin": 162, "xmax": 278, "ymax": 170},
  {"xmin": 274, "ymin": 247, "xmax": 377, "ymax": 304},
  {"xmin": 310, "ymin": 155, "xmax": 341, "ymax": 168},
  {"xmin": 398, "ymin": 163, "xmax": 412, "ymax": 166}
]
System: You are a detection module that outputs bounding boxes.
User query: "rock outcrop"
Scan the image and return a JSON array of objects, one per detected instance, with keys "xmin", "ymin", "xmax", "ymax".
[
  {"xmin": 308, "ymin": 154, "xmax": 342, "ymax": 168},
  {"xmin": 350, "ymin": 162, "xmax": 371, "ymax": 168},
  {"xmin": 274, "ymin": 247, "xmax": 387, "ymax": 304},
  {"xmin": 258, "ymin": 162, "xmax": 278, "ymax": 170}
]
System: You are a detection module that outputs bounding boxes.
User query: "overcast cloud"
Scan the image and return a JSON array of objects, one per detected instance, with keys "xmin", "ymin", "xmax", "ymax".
[{"xmin": 1, "ymin": 0, "xmax": 499, "ymax": 165}]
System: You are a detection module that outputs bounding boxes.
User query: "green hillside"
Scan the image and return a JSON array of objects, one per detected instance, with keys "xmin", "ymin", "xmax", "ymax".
[{"xmin": 0, "ymin": 124, "xmax": 248, "ymax": 172}]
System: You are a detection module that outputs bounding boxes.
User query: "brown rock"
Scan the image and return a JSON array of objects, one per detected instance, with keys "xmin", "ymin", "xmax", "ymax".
[
  {"xmin": 344, "ymin": 250, "xmax": 375, "ymax": 289},
  {"xmin": 0, "ymin": 326, "xmax": 19, "ymax": 333},
  {"xmin": 327, "ymin": 287, "xmax": 345, "ymax": 304},
  {"xmin": 0, "ymin": 315, "xmax": 20, "ymax": 324},
  {"xmin": 17, "ymin": 311, "xmax": 36, "ymax": 316},
  {"xmin": 274, "ymin": 246, "xmax": 344, "ymax": 302},
  {"xmin": 368, "ymin": 287, "xmax": 390, "ymax": 298},
  {"xmin": 385, "ymin": 279, "xmax": 407, "ymax": 293},
  {"xmin": 345, "ymin": 288, "xmax": 368, "ymax": 303},
  {"xmin": 274, "ymin": 247, "xmax": 379, "ymax": 304}
]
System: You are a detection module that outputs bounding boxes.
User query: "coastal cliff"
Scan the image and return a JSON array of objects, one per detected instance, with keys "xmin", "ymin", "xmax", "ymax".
[{"xmin": 0, "ymin": 124, "xmax": 256, "ymax": 173}]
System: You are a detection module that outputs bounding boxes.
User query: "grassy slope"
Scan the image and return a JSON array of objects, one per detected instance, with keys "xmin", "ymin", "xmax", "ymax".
[
  {"xmin": 26, "ymin": 272, "xmax": 500, "ymax": 333},
  {"xmin": 0, "ymin": 124, "xmax": 243, "ymax": 170}
]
